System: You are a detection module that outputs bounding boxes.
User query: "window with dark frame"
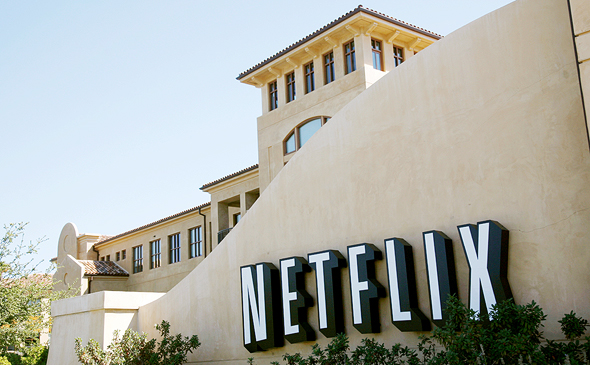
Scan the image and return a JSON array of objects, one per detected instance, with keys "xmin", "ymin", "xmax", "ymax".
[
  {"xmin": 324, "ymin": 52, "xmax": 335, "ymax": 84},
  {"xmin": 371, "ymin": 39, "xmax": 383, "ymax": 71},
  {"xmin": 122, "ymin": 249, "xmax": 126, "ymax": 260},
  {"xmin": 189, "ymin": 227, "xmax": 202, "ymax": 259},
  {"xmin": 106, "ymin": 255, "xmax": 110, "ymax": 262},
  {"xmin": 393, "ymin": 46, "xmax": 404, "ymax": 67},
  {"xmin": 100, "ymin": 256, "xmax": 105, "ymax": 261},
  {"xmin": 116, "ymin": 252, "xmax": 120, "ymax": 261},
  {"xmin": 269, "ymin": 80, "xmax": 278, "ymax": 111},
  {"xmin": 132, "ymin": 246, "xmax": 143, "ymax": 274},
  {"xmin": 150, "ymin": 239, "xmax": 161, "ymax": 269},
  {"xmin": 286, "ymin": 72, "xmax": 296, "ymax": 102},
  {"xmin": 283, "ymin": 116, "xmax": 330, "ymax": 155},
  {"xmin": 304, "ymin": 62, "xmax": 315, "ymax": 93},
  {"xmin": 344, "ymin": 40, "xmax": 356, "ymax": 74},
  {"xmin": 169, "ymin": 233, "xmax": 181, "ymax": 264}
]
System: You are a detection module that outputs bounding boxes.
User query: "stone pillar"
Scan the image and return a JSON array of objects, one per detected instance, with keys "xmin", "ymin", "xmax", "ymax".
[
  {"xmin": 294, "ymin": 65, "xmax": 304, "ymax": 99},
  {"xmin": 355, "ymin": 33, "xmax": 372, "ymax": 70},
  {"xmin": 260, "ymin": 83, "xmax": 269, "ymax": 114},
  {"xmin": 276, "ymin": 74, "xmax": 286, "ymax": 108},
  {"xmin": 314, "ymin": 55, "xmax": 324, "ymax": 88},
  {"xmin": 213, "ymin": 201, "xmax": 229, "ymax": 247}
]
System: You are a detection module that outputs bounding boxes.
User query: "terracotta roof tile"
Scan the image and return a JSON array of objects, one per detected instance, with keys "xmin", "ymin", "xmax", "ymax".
[
  {"xmin": 237, "ymin": 5, "xmax": 441, "ymax": 80},
  {"xmin": 79, "ymin": 260, "xmax": 129, "ymax": 277},
  {"xmin": 200, "ymin": 164, "xmax": 259, "ymax": 190},
  {"xmin": 94, "ymin": 201, "xmax": 211, "ymax": 246}
]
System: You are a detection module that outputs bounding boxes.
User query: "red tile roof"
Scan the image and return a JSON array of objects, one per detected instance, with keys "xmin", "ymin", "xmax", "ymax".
[
  {"xmin": 94, "ymin": 202, "xmax": 211, "ymax": 246},
  {"xmin": 237, "ymin": 5, "xmax": 442, "ymax": 80},
  {"xmin": 79, "ymin": 260, "xmax": 129, "ymax": 277},
  {"xmin": 200, "ymin": 164, "xmax": 259, "ymax": 190}
]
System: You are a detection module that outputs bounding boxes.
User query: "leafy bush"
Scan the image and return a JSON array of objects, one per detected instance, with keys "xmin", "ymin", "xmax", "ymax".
[
  {"xmin": 74, "ymin": 320, "xmax": 200, "ymax": 365},
  {"xmin": 21, "ymin": 345, "xmax": 48, "ymax": 365},
  {"xmin": 0, "ymin": 356, "xmax": 11, "ymax": 365},
  {"xmin": 4, "ymin": 353, "xmax": 21, "ymax": 365},
  {"xmin": 260, "ymin": 297, "xmax": 589, "ymax": 365}
]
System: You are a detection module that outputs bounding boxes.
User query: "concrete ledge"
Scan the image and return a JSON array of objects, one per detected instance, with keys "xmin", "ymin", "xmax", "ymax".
[{"xmin": 52, "ymin": 291, "xmax": 164, "ymax": 317}]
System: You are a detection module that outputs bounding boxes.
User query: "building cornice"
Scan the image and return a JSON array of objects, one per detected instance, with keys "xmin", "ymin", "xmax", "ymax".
[{"xmin": 236, "ymin": 5, "xmax": 441, "ymax": 82}]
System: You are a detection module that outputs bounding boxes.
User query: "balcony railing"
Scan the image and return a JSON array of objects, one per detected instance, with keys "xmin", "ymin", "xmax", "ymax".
[{"xmin": 217, "ymin": 227, "xmax": 233, "ymax": 243}]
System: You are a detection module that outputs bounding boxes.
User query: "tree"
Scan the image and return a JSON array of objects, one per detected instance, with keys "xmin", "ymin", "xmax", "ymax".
[{"xmin": 0, "ymin": 222, "xmax": 71, "ymax": 352}]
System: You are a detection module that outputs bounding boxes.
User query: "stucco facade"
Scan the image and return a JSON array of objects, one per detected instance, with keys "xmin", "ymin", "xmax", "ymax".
[{"xmin": 50, "ymin": 1, "xmax": 590, "ymax": 364}]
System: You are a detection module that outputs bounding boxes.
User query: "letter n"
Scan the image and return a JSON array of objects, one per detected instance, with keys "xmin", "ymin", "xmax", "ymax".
[{"xmin": 241, "ymin": 263, "xmax": 283, "ymax": 352}]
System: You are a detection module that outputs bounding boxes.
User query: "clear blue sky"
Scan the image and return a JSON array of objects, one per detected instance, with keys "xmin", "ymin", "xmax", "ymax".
[{"xmin": 0, "ymin": 0, "xmax": 513, "ymax": 271}]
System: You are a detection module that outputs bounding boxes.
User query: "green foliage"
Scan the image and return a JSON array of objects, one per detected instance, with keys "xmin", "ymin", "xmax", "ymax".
[
  {"xmin": 425, "ymin": 296, "xmax": 548, "ymax": 364},
  {"xmin": 263, "ymin": 297, "xmax": 589, "ymax": 365},
  {"xmin": 21, "ymin": 345, "xmax": 48, "ymax": 365},
  {"xmin": 74, "ymin": 320, "xmax": 200, "ymax": 365},
  {"xmin": 4, "ymin": 353, "xmax": 20, "ymax": 365},
  {"xmin": 0, "ymin": 356, "xmax": 10, "ymax": 365},
  {"xmin": 0, "ymin": 223, "xmax": 75, "ymax": 351},
  {"xmin": 559, "ymin": 311, "xmax": 589, "ymax": 341}
]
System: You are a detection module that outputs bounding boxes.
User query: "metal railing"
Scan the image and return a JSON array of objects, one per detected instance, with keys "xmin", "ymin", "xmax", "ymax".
[{"xmin": 217, "ymin": 227, "xmax": 233, "ymax": 243}]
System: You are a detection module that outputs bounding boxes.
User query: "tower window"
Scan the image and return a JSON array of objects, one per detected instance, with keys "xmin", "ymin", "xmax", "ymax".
[
  {"xmin": 371, "ymin": 39, "xmax": 383, "ymax": 71},
  {"xmin": 324, "ymin": 52, "xmax": 335, "ymax": 84},
  {"xmin": 286, "ymin": 72, "xmax": 296, "ymax": 103},
  {"xmin": 393, "ymin": 46, "xmax": 404, "ymax": 67},
  {"xmin": 269, "ymin": 80, "xmax": 278, "ymax": 110},
  {"xmin": 304, "ymin": 62, "xmax": 315, "ymax": 93},
  {"xmin": 344, "ymin": 40, "xmax": 356, "ymax": 74}
]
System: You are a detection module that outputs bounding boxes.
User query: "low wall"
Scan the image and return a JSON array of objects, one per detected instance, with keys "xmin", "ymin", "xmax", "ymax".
[{"xmin": 48, "ymin": 291, "xmax": 164, "ymax": 365}]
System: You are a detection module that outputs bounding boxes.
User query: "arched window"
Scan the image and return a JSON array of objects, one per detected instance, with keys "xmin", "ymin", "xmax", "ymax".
[{"xmin": 284, "ymin": 116, "xmax": 330, "ymax": 155}]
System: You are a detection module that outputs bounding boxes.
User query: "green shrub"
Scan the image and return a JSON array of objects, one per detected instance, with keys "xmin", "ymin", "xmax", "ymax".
[
  {"xmin": 4, "ymin": 353, "xmax": 21, "ymax": 365},
  {"xmin": 264, "ymin": 297, "xmax": 589, "ymax": 365},
  {"xmin": 21, "ymin": 345, "xmax": 48, "ymax": 365},
  {"xmin": 74, "ymin": 320, "xmax": 200, "ymax": 365},
  {"xmin": 0, "ymin": 356, "xmax": 11, "ymax": 365}
]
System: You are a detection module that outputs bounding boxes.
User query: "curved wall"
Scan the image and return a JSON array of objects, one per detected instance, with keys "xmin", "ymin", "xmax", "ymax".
[
  {"xmin": 138, "ymin": 0, "xmax": 590, "ymax": 363},
  {"xmin": 50, "ymin": 0, "xmax": 590, "ymax": 363}
]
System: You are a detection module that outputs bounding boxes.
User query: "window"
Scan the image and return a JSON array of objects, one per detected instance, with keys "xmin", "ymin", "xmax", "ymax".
[
  {"xmin": 371, "ymin": 39, "xmax": 383, "ymax": 70},
  {"xmin": 286, "ymin": 72, "xmax": 296, "ymax": 102},
  {"xmin": 393, "ymin": 46, "xmax": 404, "ymax": 67},
  {"xmin": 100, "ymin": 256, "xmax": 105, "ymax": 261},
  {"xmin": 234, "ymin": 213, "xmax": 241, "ymax": 226},
  {"xmin": 344, "ymin": 40, "xmax": 356, "ymax": 74},
  {"xmin": 269, "ymin": 80, "xmax": 278, "ymax": 111},
  {"xmin": 150, "ymin": 239, "xmax": 161, "ymax": 269},
  {"xmin": 132, "ymin": 246, "xmax": 143, "ymax": 273},
  {"xmin": 116, "ymin": 252, "xmax": 120, "ymax": 261},
  {"xmin": 106, "ymin": 255, "xmax": 110, "ymax": 262},
  {"xmin": 122, "ymin": 249, "xmax": 126, "ymax": 260},
  {"xmin": 189, "ymin": 227, "xmax": 203, "ymax": 259},
  {"xmin": 324, "ymin": 52, "xmax": 335, "ymax": 84},
  {"xmin": 169, "ymin": 233, "xmax": 181, "ymax": 264},
  {"xmin": 284, "ymin": 116, "xmax": 330, "ymax": 155},
  {"xmin": 304, "ymin": 62, "xmax": 315, "ymax": 93}
]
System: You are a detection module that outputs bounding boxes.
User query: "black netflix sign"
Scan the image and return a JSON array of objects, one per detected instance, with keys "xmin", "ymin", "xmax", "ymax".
[{"xmin": 240, "ymin": 220, "xmax": 512, "ymax": 353}]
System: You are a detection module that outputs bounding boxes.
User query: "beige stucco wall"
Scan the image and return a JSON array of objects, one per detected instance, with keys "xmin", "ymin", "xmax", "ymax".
[
  {"xmin": 49, "ymin": 0, "xmax": 590, "ymax": 364},
  {"xmin": 48, "ymin": 291, "xmax": 164, "ymax": 365}
]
